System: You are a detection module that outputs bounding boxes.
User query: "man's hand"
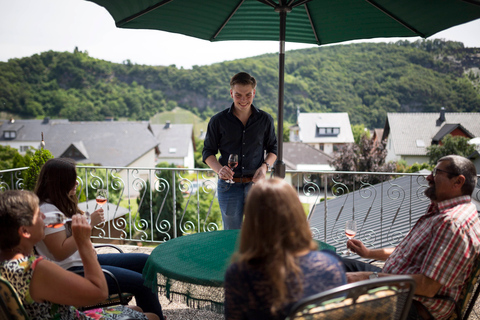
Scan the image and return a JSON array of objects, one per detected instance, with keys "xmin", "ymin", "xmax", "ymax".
[
  {"xmin": 218, "ymin": 165, "xmax": 234, "ymax": 181},
  {"xmin": 252, "ymin": 164, "xmax": 267, "ymax": 183},
  {"xmin": 347, "ymin": 239, "xmax": 370, "ymax": 258}
]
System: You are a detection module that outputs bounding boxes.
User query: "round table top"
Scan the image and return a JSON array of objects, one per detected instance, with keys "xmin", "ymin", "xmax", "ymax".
[{"xmin": 143, "ymin": 229, "xmax": 336, "ymax": 288}]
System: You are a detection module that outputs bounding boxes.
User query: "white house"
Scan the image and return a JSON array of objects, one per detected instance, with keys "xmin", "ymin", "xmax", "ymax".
[
  {"xmin": 290, "ymin": 112, "xmax": 354, "ymax": 155},
  {"xmin": 382, "ymin": 109, "xmax": 480, "ymax": 165}
]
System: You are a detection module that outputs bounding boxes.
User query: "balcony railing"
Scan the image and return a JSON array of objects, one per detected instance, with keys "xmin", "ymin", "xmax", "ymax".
[{"xmin": 2, "ymin": 166, "xmax": 479, "ymax": 253}]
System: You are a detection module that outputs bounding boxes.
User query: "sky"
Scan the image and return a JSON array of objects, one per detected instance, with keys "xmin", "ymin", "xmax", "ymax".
[{"xmin": 1, "ymin": 0, "xmax": 480, "ymax": 69}]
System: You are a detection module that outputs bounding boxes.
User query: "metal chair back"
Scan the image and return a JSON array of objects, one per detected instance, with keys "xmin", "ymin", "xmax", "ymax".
[
  {"xmin": 286, "ymin": 275, "xmax": 416, "ymax": 320},
  {"xmin": 0, "ymin": 275, "xmax": 30, "ymax": 320}
]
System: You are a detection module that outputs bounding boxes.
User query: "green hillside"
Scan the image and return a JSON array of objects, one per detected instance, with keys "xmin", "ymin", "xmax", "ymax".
[{"xmin": 1, "ymin": 40, "xmax": 479, "ymax": 128}]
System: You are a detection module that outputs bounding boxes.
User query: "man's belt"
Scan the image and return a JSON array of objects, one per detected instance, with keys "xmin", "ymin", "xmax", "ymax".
[{"xmin": 231, "ymin": 177, "xmax": 254, "ymax": 183}]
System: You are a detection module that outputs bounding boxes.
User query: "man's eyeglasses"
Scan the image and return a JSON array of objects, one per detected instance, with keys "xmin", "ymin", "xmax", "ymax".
[{"xmin": 432, "ymin": 168, "xmax": 458, "ymax": 177}]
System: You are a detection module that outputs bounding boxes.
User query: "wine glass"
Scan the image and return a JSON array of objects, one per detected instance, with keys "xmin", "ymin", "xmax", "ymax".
[
  {"xmin": 43, "ymin": 211, "xmax": 90, "ymax": 228},
  {"xmin": 345, "ymin": 220, "xmax": 357, "ymax": 256},
  {"xmin": 96, "ymin": 189, "xmax": 107, "ymax": 207},
  {"xmin": 226, "ymin": 154, "xmax": 238, "ymax": 184}
]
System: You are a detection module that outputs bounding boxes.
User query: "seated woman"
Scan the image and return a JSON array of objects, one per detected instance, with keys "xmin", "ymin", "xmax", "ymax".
[
  {"xmin": 224, "ymin": 178, "xmax": 347, "ymax": 320},
  {"xmin": 0, "ymin": 190, "xmax": 158, "ymax": 320},
  {"xmin": 33, "ymin": 158, "xmax": 164, "ymax": 320}
]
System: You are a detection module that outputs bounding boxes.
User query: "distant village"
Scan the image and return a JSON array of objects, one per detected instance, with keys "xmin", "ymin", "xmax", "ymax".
[{"xmin": 1, "ymin": 108, "xmax": 480, "ymax": 178}]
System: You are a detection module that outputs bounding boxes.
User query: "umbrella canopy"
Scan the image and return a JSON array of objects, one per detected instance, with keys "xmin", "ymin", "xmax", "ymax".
[{"xmin": 87, "ymin": 0, "xmax": 480, "ymax": 177}]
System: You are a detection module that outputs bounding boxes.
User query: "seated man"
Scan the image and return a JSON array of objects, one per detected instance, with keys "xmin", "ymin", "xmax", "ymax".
[{"xmin": 345, "ymin": 155, "xmax": 480, "ymax": 320}]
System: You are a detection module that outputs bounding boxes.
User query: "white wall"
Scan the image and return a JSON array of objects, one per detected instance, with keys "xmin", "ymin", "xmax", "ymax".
[{"xmin": 0, "ymin": 141, "xmax": 40, "ymax": 154}]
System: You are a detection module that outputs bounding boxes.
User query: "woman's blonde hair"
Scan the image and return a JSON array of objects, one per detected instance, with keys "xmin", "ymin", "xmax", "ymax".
[{"xmin": 236, "ymin": 178, "xmax": 317, "ymax": 313}]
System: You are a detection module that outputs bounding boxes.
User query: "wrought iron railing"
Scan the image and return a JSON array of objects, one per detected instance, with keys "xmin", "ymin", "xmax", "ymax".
[{"xmin": 1, "ymin": 166, "xmax": 479, "ymax": 253}]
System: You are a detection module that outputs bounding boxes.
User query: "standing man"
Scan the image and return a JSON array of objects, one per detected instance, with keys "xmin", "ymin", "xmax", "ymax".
[
  {"xmin": 345, "ymin": 155, "xmax": 480, "ymax": 320},
  {"xmin": 202, "ymin": 72, "xmax": 277, "ymax": 230}
]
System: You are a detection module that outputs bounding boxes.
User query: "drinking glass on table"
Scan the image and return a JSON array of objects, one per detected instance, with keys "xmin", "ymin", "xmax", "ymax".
[
  {"xmin": 226, "ymin": 154, "xmax": 238, "ymax": 184},
  {"xmin": 44, "ymin": 211, "xmax": 90, "ymax": 228},
  {"xmin": 345, "ymin": 220, "xmax": 357, "ymax": 256},
  {"xmin": 96, "ymin": 189, "xmax": 107, "ymax": 207}
]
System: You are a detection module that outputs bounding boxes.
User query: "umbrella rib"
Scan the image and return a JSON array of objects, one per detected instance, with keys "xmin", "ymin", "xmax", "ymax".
[
  {"xmin": 303, "ymin": 2, "xmax": 320, "ymax": 44},
  {"xmin": 290, "ymin": 0, "xmax": 313, "ymax": 7},
  {"xmin": 460, "ymin": 0, "xmax": 480, "ymax": 6},
  {"xmin": 257, "ymin": 0, "xmax": 278, "ymax": 8},
  {"xmin": 212, "ymin": 0, "xmax": 245, "ymax": 40},
  {"xmin": 365, "ymin": 0, "xmax": 426, "ymax": 38},
  {"xmin": 116, "ymin": 0, "xmax": 174, "ymax": 27}
]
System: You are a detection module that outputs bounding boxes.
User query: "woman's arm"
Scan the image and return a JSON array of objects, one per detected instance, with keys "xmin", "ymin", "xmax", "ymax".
[
  {"xmin": 29, "ymin": 215, "xmax": 108, "ymax": 306},
  {"xmin": 42, "ymin": 229, "xmax": 78, "ymax": 261}
]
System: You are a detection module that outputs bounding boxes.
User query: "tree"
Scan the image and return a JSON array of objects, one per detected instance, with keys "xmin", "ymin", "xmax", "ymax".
[
  {"xmin": 193, "ymin": 136, "xmax": 208, "ymax": 168},
  {"xmin": 395, "ymin": 160, "xmax": 432, "ymax": 173},
  {"xmin": 351, "ymin": 124, "xmax": 370, "ymax": 144},
  {"xmin": 426, "ymin": 134, "xmax": 476, "ymax": 165},
  {"xmin": 330, "ymin": 135, "xmax": 396, "ymax": 190},
  {"xmin": 23, "ymin": 148, "xmax": 54, "ymax": 191},
  {"xmin": 0, "ymin": 145, "xmax": 33, "ymax": 190}
]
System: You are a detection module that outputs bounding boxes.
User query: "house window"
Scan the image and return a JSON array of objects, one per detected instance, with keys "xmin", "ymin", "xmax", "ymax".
[
  {"xmin": 316, "ymin": 126, "xmax": 340, "ymax": 137},
  {"xmin": 319, "ymin": 144, "xmax": 324, "ymax": 151},
  {"xmin": 3, "ymin": 131, "xmax": 16, "ymax": 139},
  {"xmin": 19, "ymin": 146, "xmax": 30, "ymax": 152}
]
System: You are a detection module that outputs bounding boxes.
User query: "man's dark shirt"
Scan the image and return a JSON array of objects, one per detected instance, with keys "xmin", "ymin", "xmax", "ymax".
[{"xmin": 202, "ymin": 103, "xmax": 277, "ymax": 177}]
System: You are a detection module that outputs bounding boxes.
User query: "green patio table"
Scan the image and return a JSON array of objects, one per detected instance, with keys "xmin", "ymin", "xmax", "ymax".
[{"xmin": 142, "ymin": 229, "xmax": 336, "ymax": 313}]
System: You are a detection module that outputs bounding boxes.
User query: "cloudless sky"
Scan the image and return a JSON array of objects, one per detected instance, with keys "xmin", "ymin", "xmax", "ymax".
[{"xmin": 1, "ymin": 0, "xmax": 480, "ymax": 69}]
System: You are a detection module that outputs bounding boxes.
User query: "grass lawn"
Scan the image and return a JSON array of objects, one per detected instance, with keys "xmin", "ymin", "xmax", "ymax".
[{"xmin": 150, "ymin": 107, "xmax": 209, "ymax": 137}]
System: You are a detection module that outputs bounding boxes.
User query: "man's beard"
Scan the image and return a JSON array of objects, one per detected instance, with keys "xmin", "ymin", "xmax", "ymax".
[{"xmin": 425, "ymin": 184, "xmax": 436, "ymax": 201}]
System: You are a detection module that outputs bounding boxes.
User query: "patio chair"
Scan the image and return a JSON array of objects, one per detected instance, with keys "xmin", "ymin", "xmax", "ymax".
[
  {"xmin": 0, "ymin": 274, "xmax": 29, "ymax": 320},
  {"xmin": 286, "ymin": 275, "xmax": 416, "ymax": 320},
  {"xmin": 75, "ymin": 244, "xmax": 134, "ymax": 310}
]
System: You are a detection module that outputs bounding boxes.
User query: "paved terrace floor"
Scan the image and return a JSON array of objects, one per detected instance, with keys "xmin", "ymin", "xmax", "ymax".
[{"xmin": 99, "ymin": 244, "xmax": 480, "ymax": 320}]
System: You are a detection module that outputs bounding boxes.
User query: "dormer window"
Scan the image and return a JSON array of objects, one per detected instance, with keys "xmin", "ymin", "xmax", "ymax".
[
  {"xmin": 3, "ymin": 131, "xmax": 16, "ymax": 139},
  {"xmin": 316, "ymin": 126, "xmax": 340, "ymax": 137}
]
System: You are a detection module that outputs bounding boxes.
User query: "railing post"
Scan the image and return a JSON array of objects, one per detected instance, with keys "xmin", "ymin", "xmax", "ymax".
[
  {"xmin": 324, "ymin": 173, "xmax": 328, "ymax": 243},
  {"xmin": 172, "ymin": 170, "xmax": 177, "ymax": 239}
]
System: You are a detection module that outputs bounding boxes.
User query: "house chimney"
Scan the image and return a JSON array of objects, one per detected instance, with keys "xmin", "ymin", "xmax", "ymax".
[
  {"xmin": 164, "ymin": 120, "xmax": 171, "ymax": 129},
  {"xmin": 436, "ymin": 107, "xmax": 446, "ymax": 126},
  {"xmin": 42, "ymin": 117, "xmax": 50, "ymax": 124}
]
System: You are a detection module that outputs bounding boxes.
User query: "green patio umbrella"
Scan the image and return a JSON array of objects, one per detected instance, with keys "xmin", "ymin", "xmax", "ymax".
[{"xmin": 87, "ymin": 0, "xmax": 480, "ymax": 178}]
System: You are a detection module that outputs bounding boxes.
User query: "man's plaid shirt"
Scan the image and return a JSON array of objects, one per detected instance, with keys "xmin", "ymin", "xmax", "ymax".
[{"xmin": 383, "ymin": 196, "xmax": 480, "ymax": 319}]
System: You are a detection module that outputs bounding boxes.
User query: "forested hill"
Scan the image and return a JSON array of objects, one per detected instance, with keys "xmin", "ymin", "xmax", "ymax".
[{"xmin": 1, "ymin": 39, "xmax": 479, "ymax": 128}]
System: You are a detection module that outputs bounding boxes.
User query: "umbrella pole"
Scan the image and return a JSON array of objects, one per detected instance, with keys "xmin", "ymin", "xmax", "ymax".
[{"xmin": 274, "ymin": 9, "xmax": 287, "ymax": 179}]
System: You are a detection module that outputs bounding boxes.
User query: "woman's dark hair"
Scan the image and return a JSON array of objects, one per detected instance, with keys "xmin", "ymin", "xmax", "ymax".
[
  {"xmin": 0, "ymin": 190, "xmax": 39, "ymax": 250},
  {"xmin": 34, "ymin": 158, "xmax": 80, "ymax": 218}
]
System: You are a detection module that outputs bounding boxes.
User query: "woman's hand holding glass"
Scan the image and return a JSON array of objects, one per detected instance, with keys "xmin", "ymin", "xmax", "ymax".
[
  {"xmin": 90, "ymin": 208, "xmax": 105, "ymax": 226},
  {"xmin": 70, "ymin": 214, "xmax": 93, "ymax": 246}
]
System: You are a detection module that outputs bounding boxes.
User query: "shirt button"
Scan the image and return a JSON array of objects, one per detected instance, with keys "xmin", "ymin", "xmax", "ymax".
[{"xmin": 242, "ymin": 167, "xmax": 244, "ymax": 169}]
